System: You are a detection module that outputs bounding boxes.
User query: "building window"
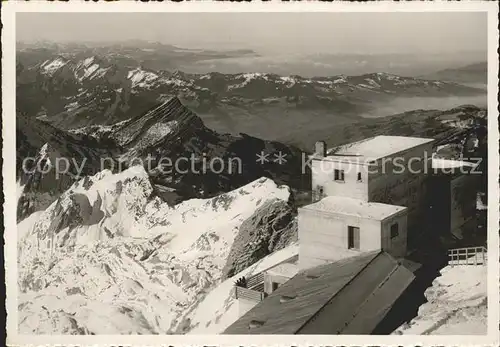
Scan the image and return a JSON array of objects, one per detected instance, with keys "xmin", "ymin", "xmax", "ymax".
[
  {"xmin": 334, "ymin": 169, "xmax": 345, "ymax": 182},
  {"xmin": 390, "ymin": 223, "xmax": 399, "ymax": 239},
  {"xmin": 347, "ymin": 226, "xmax": 360, "ymax": 249},
  {"xmin": 272, "ymin": 282, "xmax": 280, "ymax": 292},
  {"xmin": 357, "ymin": 172, "xmax": 362, "ymax": 182}
]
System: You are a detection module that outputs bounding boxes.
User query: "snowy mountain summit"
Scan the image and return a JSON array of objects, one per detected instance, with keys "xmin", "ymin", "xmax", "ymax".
[{"xmin": 18, "ymin": 165, "xmax": 293, "ymax": 334}]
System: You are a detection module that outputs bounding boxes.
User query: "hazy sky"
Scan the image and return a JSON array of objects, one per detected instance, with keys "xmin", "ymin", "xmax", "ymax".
[{"xmin": 17, "ymin": 12, "xmax": 487, "ymax": 55}]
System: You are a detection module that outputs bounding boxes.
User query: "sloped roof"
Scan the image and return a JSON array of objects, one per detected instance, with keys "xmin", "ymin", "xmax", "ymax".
[
  {"xmin": 267, "ymin": 262, "xmax": 299, "ymax": 278},
  {"xmin": 223, "ymin": 251, "xmax": 414, "ymax": 335}
]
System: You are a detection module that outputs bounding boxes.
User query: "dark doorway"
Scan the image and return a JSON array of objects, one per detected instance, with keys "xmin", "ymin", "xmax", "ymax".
[{"xmin": 348, "ymin": 226, "xmax": 360, "ymax": 249}]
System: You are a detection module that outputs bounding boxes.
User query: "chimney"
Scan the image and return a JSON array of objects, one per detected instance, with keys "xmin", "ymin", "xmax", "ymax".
[{"xmin": 314, "ymin": 141, "xmax": 327, "ymax": 158}]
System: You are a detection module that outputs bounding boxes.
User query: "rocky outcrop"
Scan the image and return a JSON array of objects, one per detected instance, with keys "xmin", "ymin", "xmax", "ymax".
[
  {"xmin": 222, "ymin": 198, "xmax": 298, "ymax": 279},
  {"xmin": 17, "ymin": 167, "xmax": 291, "ymax": 334},
  {"xmin": 16, "ymin": 116, "xmax": 120, "ymax": 221},
  {"xmin": 393, "ymin": 264, "xmax": 486, "ymax": 335},
  {"xmin": 17, "ymin": 97, "xmax": 309, "ymax": 221}
]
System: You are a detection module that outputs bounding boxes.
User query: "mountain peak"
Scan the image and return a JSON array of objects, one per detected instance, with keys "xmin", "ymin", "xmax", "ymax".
[
  {"xmin": 113, "ymin": 96, "xmax": 205, "ymax": 151},
  {"xmin": 40, "ymin": 56, "xmax": 71, "ymax": 75},
  {"xmin": 127, "ymin": 67, "xmax": 159, "ymax": 88}
]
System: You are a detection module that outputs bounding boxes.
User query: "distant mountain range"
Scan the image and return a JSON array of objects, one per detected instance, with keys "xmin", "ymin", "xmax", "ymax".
[
  {"xmin": 422, "ymin": 62, "xmax": 487, "ymax": 87},
  {"xmin": 17, "ymin": 95, "xmax": 487, "ymax": 219},
  {"xmin": 17, "ymin": 46, "xmax": 486, "ymax": 145},
  {"xmin": 16, "ymin": 43, "xmax": 488, "ymax": 220},
  {"xmin": 18, "ymin": 41, "xmax": 486, "ymax": 76},
  {"xmin": 16, "ymin": 40, "xmax": 259, "ymax": 72}
]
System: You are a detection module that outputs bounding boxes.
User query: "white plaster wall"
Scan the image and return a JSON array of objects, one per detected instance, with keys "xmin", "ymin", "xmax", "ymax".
[
  {"xmin": 368, "ymin": 143, "xmax": 433, "ymax": 240},
  {"xmin": 311, "ymin": 159, "xmax": 369, "ymax": 201},
  {"xmin": 298, "ymin": 208, "xmax": 382, "ymax": 269},
  {"xmin": 450, "ymin": 174, "xmax": 478, "ymax": 235},
  {"xmin": 263, "ymin": 272, "xmax": 289, "ymax": 294}
]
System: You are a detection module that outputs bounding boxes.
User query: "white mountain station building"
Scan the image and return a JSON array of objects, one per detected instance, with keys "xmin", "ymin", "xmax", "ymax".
[{"xmin": 224, "ymin": 135, "xmax": 479, "ymax": 334}]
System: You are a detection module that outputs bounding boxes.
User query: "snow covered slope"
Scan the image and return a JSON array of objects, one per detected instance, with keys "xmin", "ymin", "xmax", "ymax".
[
  {"xmin": 393, "ymin": 264, "xmax": 487, "ymax": 335},
  {"xmin": 184, "ymin": 243, "xmax": 299, "ymax": 334},
  {"xmin": 17, "ymin": 165, "xmax": 290, "ymax": 334}
]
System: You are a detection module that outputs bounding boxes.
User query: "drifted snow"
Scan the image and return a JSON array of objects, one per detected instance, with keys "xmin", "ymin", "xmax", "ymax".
[
  {"xmin": 83, "ymin": 57, "xmax": 95, "ymax": 68},
  {"xmin": 118, "ymin": 120, "xmax": 179, "ymax": 161},
  {"xmin": 133, "ymin": 121, "xmax": 177, "ymax": 150},
  {"xmin": 17, "ymin": 166, "xmax": 290, "ymax": 334},
  {"xmin": 73, "ymin": 56, "xmax": 111, "ymax": 81},
  {"xmin": 393, "ymin": 263, "xmax": 487, "ymax": 335},
  {"xmin": 394, "ymin": 78, "xmax": 420, "ymax": 86},
  {"xmin": 279, "ymin": 76, "xmax": 297, "ymax": 87},
  {"xmin": 332, "ymin": 76, "xmax": 347, "ymax": 84},
  {"xmin": 365, "ymin": 78, "xmax": 381, "ymax": 88},
  {"xmin": 477, "ymin": 193, "xmax": 487, "ymax": 210},
  {"xmin": 35, "ymin": 143, "xmax": 52, "ymax": 170},
  {"xmin": 164, "ymin": 78, "xmax": 190, "ymax": 87},
  {"xmin": 70, "ymin": 119, "xmax": 130, "ymax": 138},
  {"xmin": 315, "ymin": 80, "xmax": 334, "ymax": 86},
  {"xmin": 228, "ymin": 73, "xmax": 269, "ymax": 91},
  {"xmin": 82, "ymin": 64, "xmax": 99, "ymax": 79},
  {"xmin": 64, "ymin": 101, "xmax": 80, "ymax": 112},
  {"xmin": 41, "ymin": 58, "xmax": 68, "ymax": 75},
  {"xmin": 127, "ymin": 68, "xmax": 159, "ymax": 89},
  {"xmin": 358, "ymin": 83, "xmax": 378, "ymax": 90},
  {"xmin": 76, "ymin": 89, "xmax": 88, "ymax": 97},
  {"xmin": 38, "ymin": 143, "xmax": 49, "ymax": 160},
  {"xmin": 376, "ymin": 72, "xmax": 399, "ymax": 81}
]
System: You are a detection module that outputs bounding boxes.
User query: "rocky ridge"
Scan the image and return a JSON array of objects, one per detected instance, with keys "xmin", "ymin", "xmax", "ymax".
[
  {"xmin": 18, "ymin": 166, "xmax": 292, "ymax": 334},
  {"xmin": 17, "ymin": 97, "xmax": 308, "ymax": 221}
]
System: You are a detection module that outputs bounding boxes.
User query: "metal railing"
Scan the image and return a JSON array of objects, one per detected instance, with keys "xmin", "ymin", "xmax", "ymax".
[
  {"xmin": 234, "ymin": 286, "xmax": 266, "ymax": 302},
  {"xmin": 246, "ymin": 272, "xmax": 265, "ymax": 290},
  {"xmin": 448, "ymin": 246, "xmax": 487, "ymax": 266}
]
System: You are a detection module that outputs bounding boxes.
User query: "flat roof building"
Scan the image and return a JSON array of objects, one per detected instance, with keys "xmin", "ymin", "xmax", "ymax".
[
  {"xmin": 302, "ymin": 195, "xmax": 407, "ymax": 220},
  {"xmin": 226, "ymin": 135, "xmax": 479, "ymax": 335},
  {"xmin": 299, "ymin": 196, "xmax": 408, "ymax": 269},
  {"xmin": 312, "ymin": 135, "xmax": 435, "ymax": 164},
  {"xmin": 310, "ymin": 135, "xmax": 435, "ymax": 249}
]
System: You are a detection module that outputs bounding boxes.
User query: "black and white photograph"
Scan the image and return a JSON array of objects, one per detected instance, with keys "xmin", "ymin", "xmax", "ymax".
[{"xmin": 3, "ymin": 2, "xmax": 499, "ymax": 344}]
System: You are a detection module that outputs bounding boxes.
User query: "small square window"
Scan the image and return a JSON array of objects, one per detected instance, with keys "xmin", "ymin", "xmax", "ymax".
[
  {"xmin": 390, "ymin": 223, "xmax": 399, "ymax": 239},
  {"xmin": 334, "ymin": 169, "xmax": 345, "ymax": 181},
  {"xmin": 272, "ymin": 282, "xmax": 280, "ymax": 291}
]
